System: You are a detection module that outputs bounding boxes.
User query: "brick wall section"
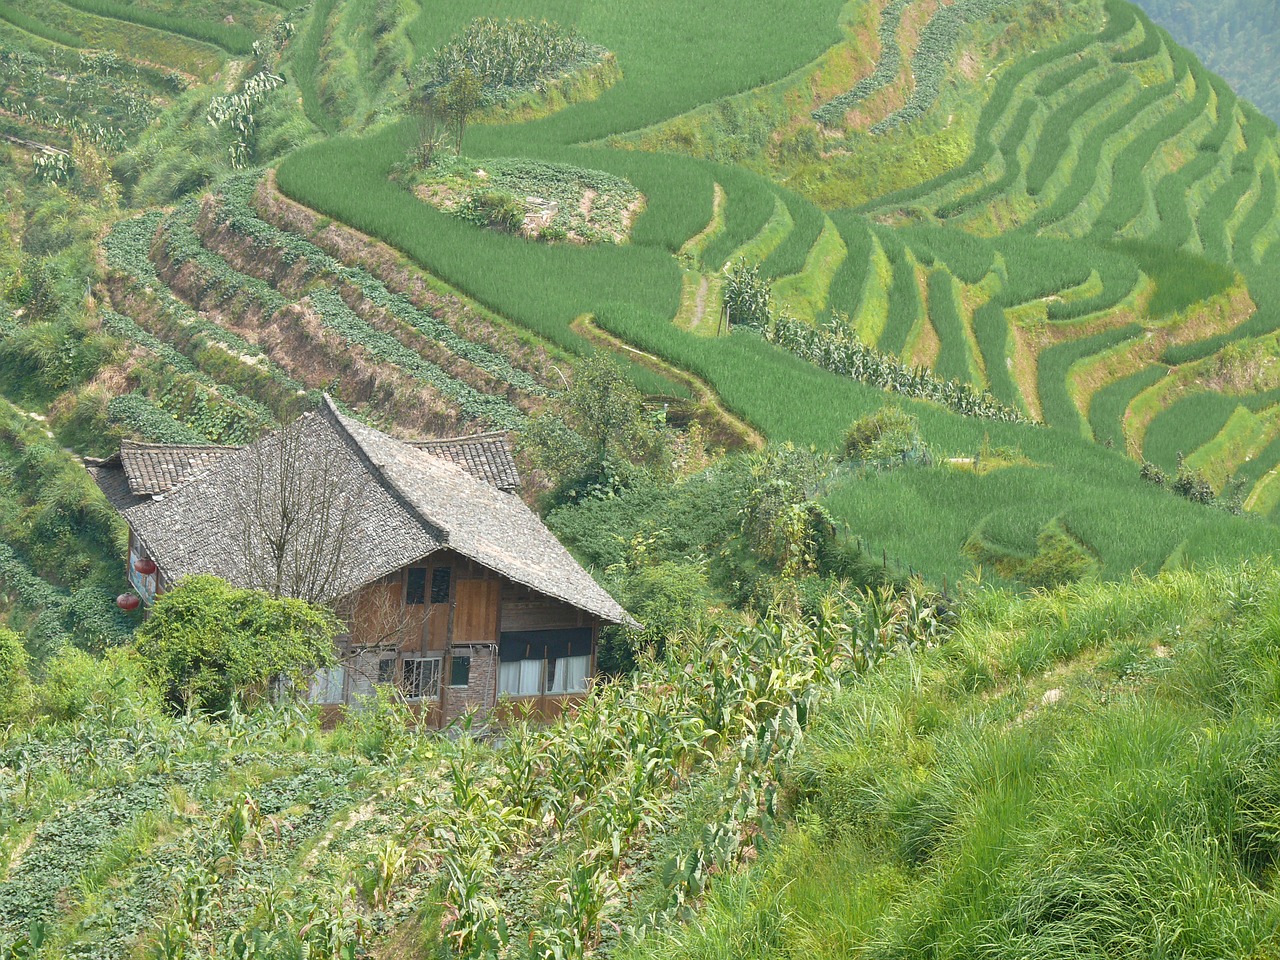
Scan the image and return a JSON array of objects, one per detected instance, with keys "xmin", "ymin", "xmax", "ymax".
[{"xmin": 442, "ymin": 646, "xmax": 497, "ymax": 724}]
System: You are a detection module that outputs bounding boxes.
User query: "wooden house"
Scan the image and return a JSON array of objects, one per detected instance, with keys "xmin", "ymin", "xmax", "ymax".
[{"xmin": 87, "ymin": 397, "xmax": 636, "ymax": 726}]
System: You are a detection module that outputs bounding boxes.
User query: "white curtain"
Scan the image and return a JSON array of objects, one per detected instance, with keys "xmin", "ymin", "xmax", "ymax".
[
  {"xmin": 308, "ymin": 666, "xmax": 345, "ymax": 704},
  {"xmin": 499, "ymin": 659, "xmax": 544, "ymax": 697},
  {"xmin": 548, "ymin": 655, "xmax": 590, "ymax": 695}
]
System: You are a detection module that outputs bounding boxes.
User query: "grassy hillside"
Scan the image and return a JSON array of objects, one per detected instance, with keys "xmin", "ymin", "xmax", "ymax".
[
  {"xmin": 628, "ymin": 563, "xmax": 1280, "ymax": 959},
  {"xmin": 268, "ymin": 0, "xmax": 1280, "ymax": 585}
]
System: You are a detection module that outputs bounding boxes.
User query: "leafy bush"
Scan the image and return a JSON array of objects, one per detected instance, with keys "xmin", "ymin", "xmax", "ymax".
[
  {"xmin": 600, "ymin": 560, "xmax": 712, "ymax": 673},
  {"xmin": 34, "ymin": 646, "xmax": 156, "ymax": 723},
  {"xmin": 844, "ymin": 405, "xmax": 928, "ymax": 466},
  {"xmin": 0, "ymin": 626, "xmax": 31, "ymax": 720},
  {"xmin": 457, "ymin": 189, "xmax": 525, "ymax": 232},
  {"xmin": 134, "ymin": 575, "xmax": 339, "ymax": 715}
]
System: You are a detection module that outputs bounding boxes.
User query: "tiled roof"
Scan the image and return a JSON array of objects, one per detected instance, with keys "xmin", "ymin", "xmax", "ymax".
[
  {"xmin": 408, "ymin": 433, "xmax": 520, "ymax": 492},
  {"xmin": 119, "ymin": 441, "xmax": 240, "ymax": 495},
  {"xmin": 88, "ymin": 400, "xmax": 634, "ymax": 626}
]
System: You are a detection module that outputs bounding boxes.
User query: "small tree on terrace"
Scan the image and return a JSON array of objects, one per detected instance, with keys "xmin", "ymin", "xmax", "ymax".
[{"xmin": 443, "ymin": 68, "xmax": 482, "ymax": 155}]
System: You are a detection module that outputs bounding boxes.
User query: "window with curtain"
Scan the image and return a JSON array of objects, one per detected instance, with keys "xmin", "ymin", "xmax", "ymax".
[
  {"xmin": 308, "ymin": 666, "xmax": 346, "ymax": 703},
  {"xmin": 499, "ymin": 659, "xmax": 544, "ymax": 697},
  {"xmin": 547, "ymin": 655, "xmax": 590, "ymax": 695}
]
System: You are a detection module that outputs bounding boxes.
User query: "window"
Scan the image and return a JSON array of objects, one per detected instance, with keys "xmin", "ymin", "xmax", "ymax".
[
  {"xmin": 308, "ymin": 666, "xmax": 346, "ymax": 704},
  {"xmin": 547, "ymin": 655, "xmax": 590, "ymax": 695},
  {"xmin": 431, "ymin": 567, "xmax": 452, "ymax": 604},
  {"xmin": 498, "ymin": 629, "xmax": 593, "ymax": 697},
  {"xmin": 403, "ymin": 657, "xmax": 442, "ymax": 700},
  {"xmin": 377, "ymin": 655, "xmax": 397, "ymax": 685},
  {"xmin": 450, "ymin": 655, "xmax": 471, "ymax": 688},
  {"xmin": 405, "ymin": 568, "xmax": 427, "ymax": 605},
  {"xmin": 499, "ymin": 659, "xmax": 544, "ymax": 697}
]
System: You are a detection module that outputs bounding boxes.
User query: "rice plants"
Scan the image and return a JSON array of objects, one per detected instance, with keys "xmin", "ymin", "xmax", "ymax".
[
  {"xmin": 1231, "ymin": 163, "xmax": 1277, "ymax": 265},
  {"xmin": 936, "ymin": 100, "xmax": 1038, "ymax": 221},
  {"xmin": 927, "ymin": 268, "xmax": 976, "ymax": 386},
  {"xmin": 1023, "ymin": 73, "xmax": 1129, "ymax": 198},
  {"xmin": 873, "ymin": 227, "xmax": 923, "ymax": 357},
  {"xmin": 421, "ymin": 17, "xmax": 603, "ymax": 96},
  {"xmin": 1036, "ymin": 324, "xmax": 1142, "ymax": 434},
  {"xmin": 1024, "ymin": 76, "xmax": 1176, "ymax": 234},
  {"xmin": 1087, "ymin": 363, "xmax": 1167, "ymax": 449},
  {"xmin": 972, "ymin": 303, "xmax": 1021, "ymax": 411},
  {"xmin": 287, "ymin": 0, "xmax": 338, "ymax": 135},
  {"xmin": 1, "ymin": 0, "xmax": 223, "ymax": 81},
  {"xmin": 760, "ymin": 188, "xmax": 825, "ymax": 279},
  {"xmin": 1142, "ymin": 388, "xmax": 1280, "ymax": 473},
  {"xmin": 1086, "ymin": 51, "xmax": 1207, "ymax": 242},
  {"xmin": 54, "ymin": 0, "xmax": 256, "ymax": 54}
]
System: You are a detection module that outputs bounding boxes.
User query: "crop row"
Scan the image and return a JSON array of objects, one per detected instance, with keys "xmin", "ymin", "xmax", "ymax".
[
  {"xmin": 812, "ymin": 0, "xmax": 912, "ymax": 127},
  {"xmin": 217, "ymin": 175, "xmax": 552, "ymax": 394},
  {"xmin": 154, "ymin": 204, "xmax": 528, "ymax": 430},
  {"xmin": 871, "ymin": 0, "xmax": 1014, "ymax": 135}
]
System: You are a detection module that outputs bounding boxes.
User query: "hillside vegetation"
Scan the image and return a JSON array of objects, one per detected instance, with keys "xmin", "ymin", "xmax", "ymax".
[
  {"xmin": 2, "ymin": 0, "xmax": 1280, "ymax": 622},
  {"xmin": 1130, "ymin": 0, "xmax": 1280, "ymax": 125}
]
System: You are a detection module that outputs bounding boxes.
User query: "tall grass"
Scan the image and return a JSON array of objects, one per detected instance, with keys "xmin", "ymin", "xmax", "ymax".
[
  {"xmin": 1087, "ymin": 362, "xmax": 1167, "ymax": 448},
  {"xmin": 628, "ymin": 565, "xmax": 1280, "ymax": 960}
]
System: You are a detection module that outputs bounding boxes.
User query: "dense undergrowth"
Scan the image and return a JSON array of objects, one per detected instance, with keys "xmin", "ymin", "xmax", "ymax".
[{"xmin": 628, "ymin": 563, "xmax": 1280, "ymax": 959}]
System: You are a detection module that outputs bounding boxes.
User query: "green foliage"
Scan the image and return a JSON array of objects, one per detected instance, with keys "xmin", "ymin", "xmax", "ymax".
[
  {"xmin": 601, "ymin": 559, "xmax": 711, "ymax": 673},
  {"xmin": 457, "ymin": 188, "xmax": 525, "ymax": 233},
  {"xmin": 133, "ymin": 575, "xmax": 338, "ymax": 715},
  {"xmin": 521, "ymin": 353, "xmax": 667, "ymax": 498},
  {"xmin": 720, "ymin": 259, "xmax": 772, "ymax": 330},
  {"xmin": 844, "ymin": 405, "xmax": 928, "ymax": 466},
  {"xmin": 0, "ymin": 627, "xmax": 31, "ymax": 720},
  {"xmin": 632, "ymin": 565, "xmax": 1280, "ymax": 960},
  {"xmin": 32, "ymin": 646, "xmax": 155, "ymax": 723},
  {"xmin": 421, "ymin": 18, "xmax": 604, "ymax": 100},
  {"xmin": 54, "ymin": 0, "xmax": 256, "ymax": 54}
]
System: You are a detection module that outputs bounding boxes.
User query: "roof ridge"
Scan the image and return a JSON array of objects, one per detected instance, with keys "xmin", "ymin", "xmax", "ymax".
[{"xmin": 319, "ymin": 396, "xmax": 453, "ymax": 544}]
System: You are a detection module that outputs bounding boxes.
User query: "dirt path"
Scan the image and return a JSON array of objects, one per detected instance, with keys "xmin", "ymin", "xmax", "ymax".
[
  {"xmin": 693, "ymin": 276, "xmax": 710, "ymax": 327},
  {"xmin": 572, "ymin": 314, "xmax": 763, "ymax": 451}
]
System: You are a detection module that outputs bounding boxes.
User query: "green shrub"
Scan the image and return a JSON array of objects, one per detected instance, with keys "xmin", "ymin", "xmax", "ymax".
[
  {"xmin": 600, "ymin": 560, "xmax": 711, "ymax": 673},
  {"xmin": 134, "ymin": 575, "xmax": 339, "ymax": 715},
  {"xmin": 457, "ymin": 189, "xmax": 525, "ymax": 232},
  {"xmin": 844, "ymin": 406, "xmax": 927, "ymax": 465},
  {"xmin": 0, "ymin": 626, "xmax": 31, "ymax": 720},
  {"xmin": 34, "ymin": 646, "xmax": 156, "ymax": 723}
]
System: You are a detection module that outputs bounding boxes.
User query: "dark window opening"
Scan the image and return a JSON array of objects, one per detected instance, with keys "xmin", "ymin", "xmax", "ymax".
[
  {"xmin": 377, "ymin": 656, "xmax": 397, "ymax": 685},
  {"xmin": 405, "ymin": 568, "xmax": 427, "ymax": 605},
  {"xmin": 404, "ymin": 657, "xmax": 441, "ymax": 699},
  {"xmin": 450, "ymin": 655, "xmax": 471, "ymax": 687},
  {"xmin": 431, "ymin": 567, "xmax": 452, "ymax": 604}
]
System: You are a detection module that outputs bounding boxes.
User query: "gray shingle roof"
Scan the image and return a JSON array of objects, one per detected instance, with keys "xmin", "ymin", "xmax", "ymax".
[
  {"xmin": 119, "ymin": 441, "xmax": 240, "ymax": 495},
  {"xmin": 88, "ymin": 400, "xmax": 634, "ymax": 626},
  {"xmin": 408, "ymin": 433, "xmax": 520, "ymax": 492}
]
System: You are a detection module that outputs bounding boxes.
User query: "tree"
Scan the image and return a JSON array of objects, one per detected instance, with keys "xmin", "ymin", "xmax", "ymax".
[
  {"xmin": 134, "ymin": 575, "xmax": 339, "ymax": 714},
  {"xmin": 231, "ymin": 413, "xmax": 371, "ymax": 604},
  {"xmin": 443, "ymin": 68, "xmax": 482, "ymax": 155},
  {"xmin": 518, "ymin": 354, "xmax": 669, "ymax": 497},
  {"xmin": 413, "ymin": 86, "xmax": 448, "ymax": 167}
]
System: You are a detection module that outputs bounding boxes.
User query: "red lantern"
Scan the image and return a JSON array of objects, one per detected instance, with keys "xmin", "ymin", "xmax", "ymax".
[
  {"xmin": 116, "ymin": 593, "xmax": 141, "ymax": 612},
  {"xmin": 133, "ymin": 557, "xmax": 157, "ymax": 576}
]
